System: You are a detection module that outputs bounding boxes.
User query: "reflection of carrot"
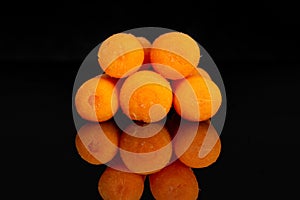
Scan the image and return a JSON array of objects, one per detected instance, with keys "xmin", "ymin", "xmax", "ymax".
[
  {"xmin": 173, "ymin": 76, "xmax": 222, "ymax": 121},
  {"xmin": 119, "ymin": 122, "xmax": 172, "ymax": 175},
  {"xmin": 98, "ymin": 166, "xmax": 144, "ymax": 200},
  {"xmin": 174, "ymin": 120, "xmax": 221, "ymax": 168},
  {"xmin": 105, "ymin": 150, "xmax": 147, "ymax": 181},
  {"xmin": 119, "ymin": 70, "xmax": 173, "ymax": 123},
  {"xmin": 75, "ymin": 121, "xmax": 119, "ymax": 165},
  {"xmin": 98, "ymin": 33, "xmax": 144, "ymax": 78},
  {"xmin": 151, "ymin": 32, "xmax": 200, "ymax": 80},
  {"xmin": 149, "ymin": 161, "xmax": 199, "ymax": 200},
  {"xmin": 75, "ymin": 74, "xmax": 119, "ymax": 122}
]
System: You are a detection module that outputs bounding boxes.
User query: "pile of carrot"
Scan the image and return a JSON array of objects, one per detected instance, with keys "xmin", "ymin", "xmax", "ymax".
[{"xmin": 74, "ymin": 31, "xmax": 223, "ymax": 200}]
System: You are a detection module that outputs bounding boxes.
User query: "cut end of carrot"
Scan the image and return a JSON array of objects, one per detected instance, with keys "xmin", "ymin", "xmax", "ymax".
[
  {"xmin": 98, "ymin": 33, "xmax": 144, "ymax": 78},
  {"xmin": 75, "ymin": 75, "xmax": 119, "ymax": 122},
  {"xmin": 120, "ymin": 70, "xmax": 173, "ymax": 123},
  {"xmin": 150, "ymin": 31, "xmax": 200, "ymax": 80},
  {"xmin": 173, "ymin": 76, "xmax": 222, "ymax": 121}
]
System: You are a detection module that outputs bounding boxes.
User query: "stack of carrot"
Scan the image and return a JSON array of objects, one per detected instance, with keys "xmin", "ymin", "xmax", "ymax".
[{"xmin": 74, "ymin": 31, "xmax": 223, "ymax": 200}]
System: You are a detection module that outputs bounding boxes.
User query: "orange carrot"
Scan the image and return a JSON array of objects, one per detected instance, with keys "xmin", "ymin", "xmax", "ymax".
[
  {"xmin": 119, "ymin": 70, "xmax": 173, "ymax": 123},
  {"xmin": 173, "ymin": 76, "xmax": 222, "ymax": 121},
  {"xmin": 188, "ymin": 67, "xmax": 212, "ymax": 80},
  {"xmin": 75, "ymin": 74, "xmax": 119, "ymax": 122},
  {"xmin": 137, "ymin": 36, "xmax": 152, "ymax": 67},
  {"xmin": 98, "ymin": 33, "xmax": 144, "ymax": 78},
  {"xmin": 151, "ymin": 32, "xmax": 200, "ymax": 80}
]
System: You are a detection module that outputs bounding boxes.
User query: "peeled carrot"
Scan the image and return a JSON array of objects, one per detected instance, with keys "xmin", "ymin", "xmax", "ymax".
[
  {"xmin": 75, "ymin": 74, "xmax": 119, "ymax": 122},
  {"xmin": 119, "ymin": 70, "xmax": 173, "ymax": 123},
  {"xmin": 98, "ymin": 33, "xmax": 144, "ymax": 78},
  {"xmin": 137, "ymin": 36, "xmax": 152, "ymax": 68},
  {"xmin": 173, "ymin": 76, "xmax": 222, "ymax": 121},
  {"xmin": 188, "ymin": 67, "xmax": 212, "ymax": 80},
  {"xmin": 151, "ymin": 31, "xmax": 200, "ymax": 80}
]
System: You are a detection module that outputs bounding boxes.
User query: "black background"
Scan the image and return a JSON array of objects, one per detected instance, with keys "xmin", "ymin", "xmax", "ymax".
[{"xmin": 1, "ymin": 1, "xmax": 300, "ymax": 199}]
